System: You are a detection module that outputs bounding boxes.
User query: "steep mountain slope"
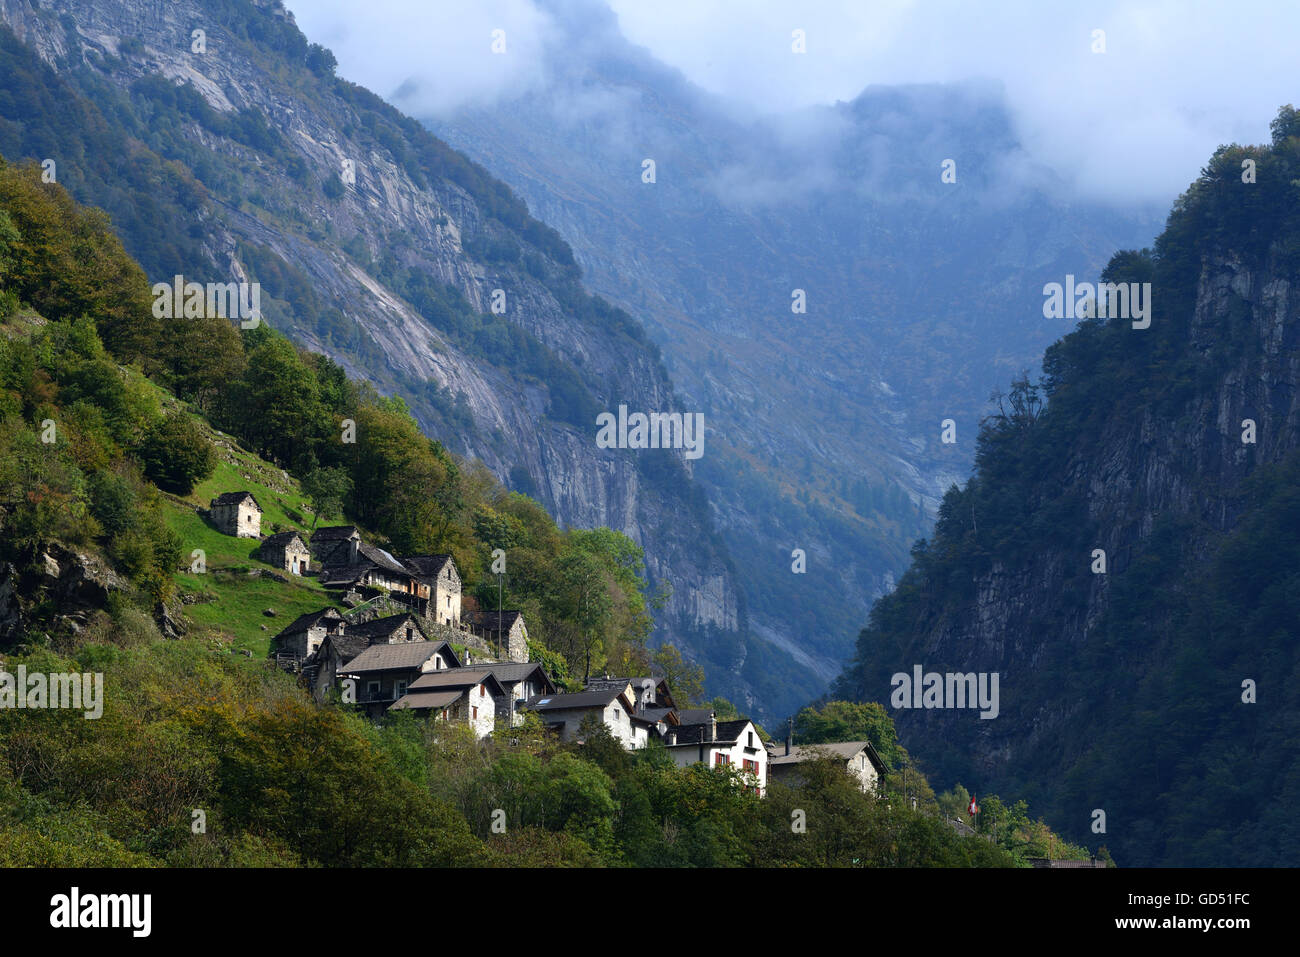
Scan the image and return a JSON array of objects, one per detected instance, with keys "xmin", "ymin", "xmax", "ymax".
[
  {"xmin": 0, "ymin": 0, "xmax": 767, "ymax": 708},
  {"xmin": 417, "ymin": 0, "xmax": 1164, "ymax": 701},
  {"xmin": 835, "ymin": 109, "xmax": 1300, "ymax": 865}
]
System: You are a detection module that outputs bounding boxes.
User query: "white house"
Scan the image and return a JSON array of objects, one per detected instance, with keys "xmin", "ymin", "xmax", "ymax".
[
  {"xmin": 767, "ymin": 740, "xmax": 886, "ymax": 795},
  {"xmin": 662, "ymin": 715, "xmax": 768, "ymax": 796},
  {"xmin": 393, "ymin": 668, "xmax": 503, "ymax": 739},
  {"xmin": 522, "ymin": 685, "xmax": 654, "ymax": 749}
]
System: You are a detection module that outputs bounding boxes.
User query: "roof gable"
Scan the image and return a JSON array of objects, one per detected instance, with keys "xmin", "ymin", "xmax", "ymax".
[
  {"xmin": 262, "ymin": 530, "xmax": 307, "ymax": 549},
  {"xmin": 274, "ymin": 606, "xmax": 343, "ymax": 637},
  {"xmin": 408, "ymin": 669, "xmax": 504, "ymax": 697},
  {"xmin": 339, "ymin": 640, "xmax": 458, "ymax": 674},
  {"xmin": 311, "ymin": 525, "xmax": 361, "ymax": 541},
  {"xmin": 344, "ymin": 613, "xmax": 423, "ymax": 641},
  {"xmin": 769, "ymin": 741, "xmax": 886, "ymax": 774},
  {"xmin": 403, "ymin": 554, "xmax": 457, "ymax": 580},
  {"xmin": 523, "ymin": 688, "xmax": 629, "ymax": 712},
  {"xmin": 211, "ymin": 490, "xmax": 261, "ymax": 510}
]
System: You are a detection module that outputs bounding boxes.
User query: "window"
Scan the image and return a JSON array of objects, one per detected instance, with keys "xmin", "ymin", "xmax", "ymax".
[
  {"xmin": 366, "ymin": 681, "xmax": 380, "ymax": 700},
  {"xmin": 480, "ymin": 684, "xmax": 486, "ymax": 698},
  {"xmin": 747, "ymin": 731, "xmax": 754, "ymax": 748},
  {"xmin": 743, "ymin": 759, "xmax": 758, "ymax": 773},
  {"xmin": 472, "ymin": 706, "xmax": 478, "ymax": 721},
  {"xmin": 715, "ymin": 753, "xmax": 731, "ymax": 767},
  {"xmin": 394, "ymin": 680, "xmax": 407, "ymax": 697}
]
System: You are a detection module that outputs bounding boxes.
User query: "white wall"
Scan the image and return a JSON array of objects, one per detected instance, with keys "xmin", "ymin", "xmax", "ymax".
[{"xmin": 666, "ymin": 722, "xmax": 768, "ymax": 795}]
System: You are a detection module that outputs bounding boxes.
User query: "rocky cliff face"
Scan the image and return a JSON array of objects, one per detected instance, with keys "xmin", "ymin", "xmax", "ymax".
[
  {"xmin": 834, "ymin": 119, "xmax": 1300, "ymax": 863},
  {"xmin": 0, "ymin": 0, "xmax": 744, "ymax": 689},
  {"xmin": 417, "ymin": 1, "xmax": 1164, "ymax": 708},
  {"xmin": 892, "ymin": 249, "xmax": 1300, "ymax": 767}
]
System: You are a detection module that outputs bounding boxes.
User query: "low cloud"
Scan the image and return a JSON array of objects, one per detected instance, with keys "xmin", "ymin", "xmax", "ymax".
[{"xmin": 285, "ymin": 0, "xmax": 1300, "ymax": 205}]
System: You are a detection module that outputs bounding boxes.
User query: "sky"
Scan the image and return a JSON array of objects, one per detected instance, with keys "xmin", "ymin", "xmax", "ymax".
[{"xmin": 283, "ymin": 0, "xmax": 1300, "ymax": 204}]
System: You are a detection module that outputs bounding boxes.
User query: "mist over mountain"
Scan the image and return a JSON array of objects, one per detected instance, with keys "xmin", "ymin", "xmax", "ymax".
[
  {"xmin": 834, "ymin": 109, "xmax": 1300, "ymax": 865},
  {"xmin": 409, "ymin": 2, "xmax": 1164, "ymax": 709}
]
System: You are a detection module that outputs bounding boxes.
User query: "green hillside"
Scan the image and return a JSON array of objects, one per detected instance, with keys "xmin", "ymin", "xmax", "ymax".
[{"xmin": 0, "ymin": 149, "xmax": 1075, "ymax": 868}]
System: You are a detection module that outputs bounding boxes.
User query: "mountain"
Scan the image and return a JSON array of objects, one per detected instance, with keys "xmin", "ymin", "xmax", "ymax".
[
  {"xmin": 416, "ymin": 0, "xmax": 1165, "ymax": 710},
  {"xmin": 0, "ymin": 0, "xmax": 759, "ymax": 705},
  {"xmin": 834, "ymin": 108, "xmax": 1300, "ymax": 866}
]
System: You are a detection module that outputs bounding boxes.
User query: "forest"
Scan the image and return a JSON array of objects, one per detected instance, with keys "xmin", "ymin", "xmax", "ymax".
[{"xmin": 0, "ymin": 155, "xmax": 1087, "ymax": 867}]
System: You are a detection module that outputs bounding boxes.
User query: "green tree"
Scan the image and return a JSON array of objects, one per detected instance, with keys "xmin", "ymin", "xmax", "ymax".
[
  {"xmin": 792, "ymin": 700, "xmax": 905, "ymax": 769},
  {"xmin": 653, "ymin": 644, "xmax": 705, "ymax": 707},
  {"xmin": 301, "ymin": 464, "xmax": 351, "ymax": 530},
  {"xmin": 137, "ymin": 414, "xmax": 215, "ymax": 494}
]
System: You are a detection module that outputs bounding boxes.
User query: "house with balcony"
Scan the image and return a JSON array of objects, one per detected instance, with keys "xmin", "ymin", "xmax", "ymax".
[
  {"xmin": 336, "ymin": 639, "xmax": 463, "ymax": 718},
  {"xmin": 392, "ymin": 668, "xmax": 505, "ymax": 739}
]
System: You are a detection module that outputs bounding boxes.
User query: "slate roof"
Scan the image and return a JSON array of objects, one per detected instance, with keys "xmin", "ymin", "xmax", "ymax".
[
  {"xmin": 640, "ymin": 706, "xmax": 679, "ymax": 726},
  {"xmin": 211, "ymin": 491, "xmax": 261, "ymax": 509},
  {"xmin": 318, "ymin": 564, "xmax": 366, "ymax": 586},
  {"xmin": 676, "ymin": 708, "xmax": 714, "ymax": 725},
  {"xmin": 261, "ymin": 530, "xmax": 307, "ymax": 550},
  {"xmin": 769, "ymin": 741, "xmax": 886, "ymax": 773},
  {"xmin": 311, "ymin": 525, "xmax": 360, "ymax": 541},
  {"xmin": 403, "ymin": 554, "xmax": 456, "ymax": 580},
  {"xmin": 665, "ymin": 719, "xmax": 754, "ymax": 746},
  {"xmin": 476, "ymin": 662, "xmax": 552, "ymax": 686},
  {"xmin": 391, "ymin": 689, "xmax": 462, "ymax": 712},
  {"xmin": 408, "ymin": 668, "xmax": 502, "ymax": 696},
  {"xmin": 317, "ymin": 632, "xmax": 370, "ymax": 666},
  {"xmin": 339, "ymin": 640, "xmax": 456, "ymax": 674},
  {"xmin": 275, "ymin": 607, "xmax": 343, "ymax": 637},
  {"xmin": 585, "ymin": 676, "xmax": 637, "ymax": 694},
  {"xmin": 464, "ymin": 609, "xmax": 523, "ymax": 631},
  {"xmin": 354, "ymin": 542, "xmax": 413, "ymax": 577},
  {"xmin": 523, "ymin": 688, "xmax": 626, "ymax": 711},
  {"xmin": 343, "ymin": 613, "xmax": 422, "ymax": 641}
]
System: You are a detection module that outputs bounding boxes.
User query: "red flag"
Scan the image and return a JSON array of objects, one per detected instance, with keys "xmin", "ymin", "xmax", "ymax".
[{"xmin": 967, "ymin": 795, "xmax": 979, "ymax": 817}]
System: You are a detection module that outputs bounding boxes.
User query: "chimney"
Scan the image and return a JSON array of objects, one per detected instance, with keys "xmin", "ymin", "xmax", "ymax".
[
  {"xmin": 667, "ymin": 730, "xmax": 677, "ymax": 746},
  {"xmin": 786, "ymin": 717, "xmax": 793, "ymax": 756},
  {"xmin": 708, "ymin": 710, "xmax": 716, "ymax": 743}
]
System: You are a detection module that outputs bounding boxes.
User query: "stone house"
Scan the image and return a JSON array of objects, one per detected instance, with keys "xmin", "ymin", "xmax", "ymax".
[
  {"xmin": 210, "ymin": 491, "xmax": 262, "ymax": 538},
  {"xmin": 464, "ymin": 608, "xmax": 528, "ymax": 662},
  {"xmin": 260, "ymin": 531, "xmax": 311, "ymax": 574},
  {"xmin": 402, "ymin": 554, "xmax": 462, "ymax": 627},
  {"xmin": 270, "ymin": 607, "xmax": 346, "ymax": 662},
  {"xmin": 442, "ymin": 662, "xmax": 555, "ymax": 727},
  {"xmin": 663, "ymin": 715, "xmax": 768, "ymax": 796},
  {"xmin": 522, "ymin": 686, "xmax": 654, "ymax": 749},
  {"xmin": 587, "ymin": 675, "xmax": 678, "ymax": 725},
  {"xmin": 305, "ymin": 632, "xmax": 372, "ymax": 703},
  {"xmin": 303, "ymin": 614, "xmax": 429, "ymax": 702},
  {"xmin": 343, "ymin": 612, "xmax": 426, "ymax": 645},
  {"xmin": 337, "ymin": 640, "xmax": 463, "ymax": 719},
  {"xmin": 767, "ymin": 740, "xmax": 886, "ymax": 795},
  {"xmin": 320, "ymin": 543, "xmax": 431, "ymax": 613},
  {"xmin": 393, "ymin": 668, "xmax": 504, "ymax": 739},
  {"xmin": 310, "ymin": 525, "xmax": 361, "ymax": 565}
]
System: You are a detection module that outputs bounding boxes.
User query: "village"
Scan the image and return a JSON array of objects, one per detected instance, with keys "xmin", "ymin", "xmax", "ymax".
[{"xmin": 207, "ymin": 489, "xmax": 888, "ymax": 799}]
